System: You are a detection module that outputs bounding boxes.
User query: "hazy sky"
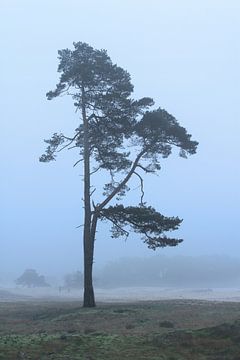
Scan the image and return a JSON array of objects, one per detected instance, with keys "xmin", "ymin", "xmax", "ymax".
[{"xmin": 1, "ymin": 0, "xmax": 240, "ymax": 276}]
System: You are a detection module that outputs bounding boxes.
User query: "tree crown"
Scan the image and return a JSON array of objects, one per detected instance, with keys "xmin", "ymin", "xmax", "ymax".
[{"xmin": 40, "ymin": 42, "xmax": 198, "ymax": 250}]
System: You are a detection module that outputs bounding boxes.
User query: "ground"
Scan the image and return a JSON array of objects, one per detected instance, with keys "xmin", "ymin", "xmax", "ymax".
[{"xmin": 0, "ymin": 294, "xmax": 240, "ymax": 359}]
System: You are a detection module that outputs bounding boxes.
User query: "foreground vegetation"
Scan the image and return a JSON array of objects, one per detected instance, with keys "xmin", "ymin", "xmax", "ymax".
[{"xmin": 0, "ymin": 300, "xmax": 240, "ymax": 359}]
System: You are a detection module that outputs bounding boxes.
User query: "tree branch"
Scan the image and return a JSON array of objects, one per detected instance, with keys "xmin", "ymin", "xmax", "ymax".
[
  {"xmin": 97, "ymin": 148, "xmax": 147, "ymax": 211},
  {"xmin": 62, "ymin": 132, "xmax": 80, "ymax": 142},
  {"xmin": 68, "ymin": 145, "xmax": 79, "ymax": 150},
  {"xmin": 137, "ymin": 164, "xmax": 154, "ymax": 173},
  {"xmin": 133, "ymin": 171, "xmax": 145, "ymax": 205},
  {"xmin": 58, "ymin": 132, "xmax": 80, "ymax": 152},
  {"xmin": 73, "ymin": 158, "xmax": 84, "ymax": 167},
  {"xmin": 101, "ymin": 213, "xmax": 129, "ymax": 240},
  {"xmin": 90, "ymin": 166, "xmax": 101, "ymax": 175},
  {"xmin": 90, "ymin": 187, "xmax": 96, "ymax": 197}
]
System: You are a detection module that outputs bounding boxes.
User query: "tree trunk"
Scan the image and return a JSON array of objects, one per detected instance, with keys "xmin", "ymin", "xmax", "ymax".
[
  {"xmin": 83, "ymin": 238, "xmax": 95, "ymax": 307},
  {"xmin": 83, "ymin": 213, "xmax": 95, "ymax": 307},
  {"xmin": 84, "ymin": 212, "xmax": 98, "ymax": 307},
  {"xmin": 82, "ymin": 88, "xmax": 96, "ymax": 307}
]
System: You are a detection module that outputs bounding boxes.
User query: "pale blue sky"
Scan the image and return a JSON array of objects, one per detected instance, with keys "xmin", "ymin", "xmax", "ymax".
[{"xmin": 1, "ymin": 0, "xmax": 240, "ymax": 276}]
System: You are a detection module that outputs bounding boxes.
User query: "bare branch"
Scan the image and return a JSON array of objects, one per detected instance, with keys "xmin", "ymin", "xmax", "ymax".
[
  {"xmin": 68, "ymin": 145, "xmax": 79, "ymax": 150},
  {"xmin": 73, "ymin": 158, "xmax": 84, "ymax": 167},
  {"xmin": 90, "ymin": 187, "xmax": 96, "ymax": 197},
  {"xmin": 57, "ymin": 142, "xmax": 73, "ymax": 152},
  {"xmin": 97, "ymin": 148, "xmax": 147, "ymax": 211},
  {"xmin": 133, "ymin": 171, "xmax": 145, "ymax": 205},
  {"xmin": 137, "ymin": 164, "xmax": 154, "ymax": 173},
  {"xmin": 92, "ymin": 200, "xmax": 97, "ymax": 210},
  {"xmin": 62, "ymin": 132, "xmax": 80, "ymax": 142},
  {"xmin": 90, "ymin": 166, "xmax": 101, "ymax": 175},
  {"xmin": 58, "ymin": 132, "xmax": 80, "ymax": 152}
]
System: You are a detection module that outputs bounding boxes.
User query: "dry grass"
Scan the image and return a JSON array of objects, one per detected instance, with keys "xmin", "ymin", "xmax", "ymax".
[{"xmin": 0, "ymin": 299, "xmax": 240, "ymax": 359}]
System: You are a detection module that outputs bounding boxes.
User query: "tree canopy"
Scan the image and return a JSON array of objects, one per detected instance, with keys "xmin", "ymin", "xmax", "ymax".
[{"xmin": 40, "ymin": 42, "xmax": 198, "ymax": 306}]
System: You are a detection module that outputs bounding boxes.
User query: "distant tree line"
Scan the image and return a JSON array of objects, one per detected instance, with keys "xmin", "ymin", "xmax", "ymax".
[
  {"xmin": 96, "ymin": 256, "xmax": 240, "ymax": 288},
  {"xmin": 15, "ymin": 255, "xmax": 239, "ymax": 290}
]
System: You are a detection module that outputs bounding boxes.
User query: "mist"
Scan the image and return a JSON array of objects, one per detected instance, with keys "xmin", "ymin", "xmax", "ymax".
[{"xmin": 1, "ymin": 1, "xmax": 240, "ymax": 292}]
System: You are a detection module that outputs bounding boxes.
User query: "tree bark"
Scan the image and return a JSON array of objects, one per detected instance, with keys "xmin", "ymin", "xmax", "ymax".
[{"xmin": 82, "ymin": 88, "xmax": 96, "ymax": 307}]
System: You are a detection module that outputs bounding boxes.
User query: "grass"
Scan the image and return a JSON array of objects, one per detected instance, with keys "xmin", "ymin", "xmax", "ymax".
[{"xmin": 0, "ymin": 299, "xmax": 240, "ymax": 359}]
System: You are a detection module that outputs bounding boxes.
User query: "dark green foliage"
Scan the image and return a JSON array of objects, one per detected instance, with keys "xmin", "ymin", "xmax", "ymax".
[
  {"xmin": 39, "ymin": 133, "xmax": 64, "ymax": 162},
  {"xmin": 135, "ymin": 108, "xmax": 198, "ymax": 158},
  {"xmin": 99, "ymin": 205, "xmax": 183, "ymax": 250}
]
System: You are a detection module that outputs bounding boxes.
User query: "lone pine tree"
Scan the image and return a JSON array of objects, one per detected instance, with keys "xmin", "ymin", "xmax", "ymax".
[{"xmin": 40, "ymin": 42, "xmax": 198, "ymax": 307}]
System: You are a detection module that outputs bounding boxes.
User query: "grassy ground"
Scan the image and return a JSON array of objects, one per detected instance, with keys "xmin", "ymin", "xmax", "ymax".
[{"xmin": 0, "ymin": 299, "xmax": 240, "ymax": 359}]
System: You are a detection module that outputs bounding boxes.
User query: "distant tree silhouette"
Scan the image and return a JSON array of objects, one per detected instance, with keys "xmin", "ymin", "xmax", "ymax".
[
  {"xmin": 64, "ymin": 271, "xmax": 83, "ymax": 289},
  {"xmin": 15, "ymin": 269, "xmax": 50, "ymax": 288}
]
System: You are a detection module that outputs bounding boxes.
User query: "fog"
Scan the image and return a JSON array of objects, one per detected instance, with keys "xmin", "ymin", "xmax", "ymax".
[
  {"xmin": 2, "ymin": 255, "xmax": 240, "ymax": 289},
  {"xmin": 1, "ymin": 1, "xmax": 240, "ymax": 286},
  {"xmin": 2, "ymin": 255, "xmax": 240, "ymax": 305}
]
